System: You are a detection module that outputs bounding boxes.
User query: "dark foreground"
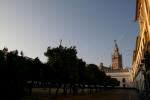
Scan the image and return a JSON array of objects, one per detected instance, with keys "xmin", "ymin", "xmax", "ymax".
[{"xmin": 22, "ymin": 89, "xmax": 150, "ymax": 100}]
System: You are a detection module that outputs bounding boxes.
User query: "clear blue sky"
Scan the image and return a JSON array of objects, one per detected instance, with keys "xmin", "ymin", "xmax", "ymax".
[{"xmin": 0, "ymin": 0, "xmax": 139, "ymax": 67}]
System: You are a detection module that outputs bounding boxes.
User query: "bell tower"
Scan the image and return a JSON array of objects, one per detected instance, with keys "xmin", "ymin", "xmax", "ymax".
[{"xmin": 112, "ymin": 40, "xmax": 122, "ymax": 69}]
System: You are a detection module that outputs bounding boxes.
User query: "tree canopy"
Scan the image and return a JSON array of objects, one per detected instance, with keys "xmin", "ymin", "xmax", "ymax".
[{"xmin": 0, "ymin": 44, "xmax": 120, "ymax": 99}]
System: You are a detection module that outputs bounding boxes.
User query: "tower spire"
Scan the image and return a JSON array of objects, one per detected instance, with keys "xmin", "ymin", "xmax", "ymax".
[
  {"xmin": 112, "ymin": 40, "xmax": 122, "ymax": 69},
  {"xmin": 114, "ymin": 40, "xmax": 119, "ymax": 52}
]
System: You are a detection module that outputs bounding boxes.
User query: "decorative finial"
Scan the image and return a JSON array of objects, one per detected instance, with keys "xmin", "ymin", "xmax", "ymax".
[{"xmin": 60, "ymin": 39, "xmax": 62, "ymax": 46}]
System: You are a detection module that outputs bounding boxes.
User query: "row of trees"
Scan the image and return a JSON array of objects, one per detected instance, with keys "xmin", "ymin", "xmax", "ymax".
[
  {"xmin": 0, "ymin": 48, "xmax": 43, "ymax": 100},
  {"xmin": 0, "ymin": 45, "xmax": 119, "ymax": 100}
]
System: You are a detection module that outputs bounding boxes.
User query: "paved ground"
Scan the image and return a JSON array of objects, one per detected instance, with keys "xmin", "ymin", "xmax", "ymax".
[
  {"xmin": 22, "ymin": 89, "xmax": 145, "ymax": 100},
  {"xmin": 93, "ymin": 89, "xmax": 140, "ymax": 100}
]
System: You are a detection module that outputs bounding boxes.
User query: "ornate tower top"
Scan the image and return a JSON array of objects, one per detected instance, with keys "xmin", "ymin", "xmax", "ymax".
[
  {"xmin": 112, "ymin": 40, "xmax": 122, "ymax": 69},
  {"xmin": 113, "ymin": 40, "xmax": 119, "ymax": 53}
]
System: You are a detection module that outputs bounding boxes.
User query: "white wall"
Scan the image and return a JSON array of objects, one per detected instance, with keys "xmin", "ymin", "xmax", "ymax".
[{"xmin": 106, "ymin": 71, "xmax": 133, "ymax": 88}]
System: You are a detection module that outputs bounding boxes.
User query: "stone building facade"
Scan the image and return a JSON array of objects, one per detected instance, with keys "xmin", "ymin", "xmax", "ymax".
[{"xmin": 131, "ymin": 0, "xmax": 150, "ymax": 94}]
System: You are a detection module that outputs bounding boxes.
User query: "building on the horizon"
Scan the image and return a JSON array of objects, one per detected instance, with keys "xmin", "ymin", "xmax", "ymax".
[
  {"xmin": 99, "ymin": 40, "xmax": 133, "ymax": 88},
  {"xmin": 131, "ymin": 0, "xmax": 150, "ymax": 94}
]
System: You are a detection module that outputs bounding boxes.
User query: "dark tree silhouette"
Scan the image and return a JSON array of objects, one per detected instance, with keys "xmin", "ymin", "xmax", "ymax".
[
  {"xmin": 0, "ymin": 44, "xmax": 120, "ymax": 99},
  {"xmin": 44, "ymin": 45, "xmax": 78, "ymax": 96}
]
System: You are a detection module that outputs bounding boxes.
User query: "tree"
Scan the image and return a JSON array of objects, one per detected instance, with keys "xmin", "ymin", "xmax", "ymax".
[
  {"xmin": 44, "ymin": 45, "xmax": 78, "ymax": 96},
  {"xmin": 0, "ymin": 48, "xmax": 47, "ymax": 99},
  {"xmin": 0, "ymin": 50, "xmax": 6, "ymax": 75},
  {"xmin": 4, "ymin": 50, "xmax": 25, "ymax": 100},
  {"xmin": 86, "ymin": 64, "xmax": 103, "ymax": 94},
  {"xmin": 109, "ymin": 78, "xmax": 120, "ymax": 87},
  {"xmin": 32, "ymin": 57, "xmax": 42, "ymax": 81},
  {"xmin": 76, "ymin": 59, "xmax": 86, "ymax": 85}
]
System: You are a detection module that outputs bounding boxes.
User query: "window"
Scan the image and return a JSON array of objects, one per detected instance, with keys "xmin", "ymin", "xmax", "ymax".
[
  {"xmin": 122, "ymin": 78, "xmax": 125, "ymax": 83},
  {"xmin": 123, "ymin": 84, "xmax": 126, "ymax": 88}
]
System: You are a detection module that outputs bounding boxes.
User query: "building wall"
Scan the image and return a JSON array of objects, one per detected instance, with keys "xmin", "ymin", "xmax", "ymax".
[
  {"xmin": 106, "ymin": 71, "xmax": 133, "ymax": 88},
  {"xmin": 132, "ymin": 0, "xmax": 150, "ymax": 93}
]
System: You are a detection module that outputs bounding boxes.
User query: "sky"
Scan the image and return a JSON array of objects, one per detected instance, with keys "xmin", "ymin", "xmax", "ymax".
[{"xmin": 0, "ymin": 0, "xmax": 139, "ymax": 67}]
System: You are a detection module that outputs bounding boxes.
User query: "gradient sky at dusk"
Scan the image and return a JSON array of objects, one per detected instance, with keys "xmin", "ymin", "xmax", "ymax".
[{"xmin": 0, "ymin": 0, "xmax": 139, "ymax": 67}]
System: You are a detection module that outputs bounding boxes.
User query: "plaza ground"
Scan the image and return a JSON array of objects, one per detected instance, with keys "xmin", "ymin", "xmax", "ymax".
[{"xmin": 22, "ymin": 88, "xmax": 150, "ymax": 100}]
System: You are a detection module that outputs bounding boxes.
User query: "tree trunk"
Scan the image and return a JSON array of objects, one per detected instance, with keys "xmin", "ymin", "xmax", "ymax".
[
  {"xmin": 90, "ymin": 87, "xmax": 92, "ymax": 95},
  {"xmin": 69, "ymin": 85, "xmax": 72, "ymax": 95},
  {"xmin": 81, "ymin": 85, "xmax": 84, "ymax": 94},
  {"xmin": 49, "ymin": 87, "xmax": 51, "ymax": 95},
  {"xmin": 95, "ymin": 85, "xmax": 97, "ymax": 93},
  {"xmin": 63, "ymin": 84, "xmax": 67, "ymax": 96},
  {"xmin": 88, "ymin": 85, "xmax": 90, "ymax": 95},
  {"xmin": 55, "ymin": 87, "xmax": 60, "ymax": 96},
  {"xmin": 89, "ymin": 85, "xmax": 92, "ymax": 95},
  {"xmin": 28, "ymin": 81, "xmax": 33, "ymax": 96},
  {"xmin": 73, "ymin": 84, "xmax": 77, "ymax": 95}
]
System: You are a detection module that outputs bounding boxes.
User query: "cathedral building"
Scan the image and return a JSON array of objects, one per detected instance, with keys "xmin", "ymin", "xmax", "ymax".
[{"xmin": 100, "ymin": 40, "xmax": 133, "ymax": 88}]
